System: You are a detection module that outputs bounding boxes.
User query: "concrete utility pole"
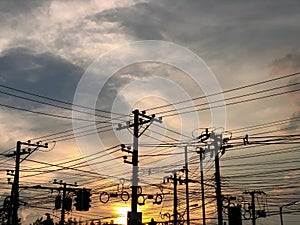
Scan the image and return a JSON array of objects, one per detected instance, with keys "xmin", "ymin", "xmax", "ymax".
[
  {"xmin": 52, "ymin": 180, "xmax": 78, "ymax": 225},
  {"xmin": 6, "ymin": 141, "xmax": 48, "ymax": 225},
  {"xmin": 118, "ymin": 109, "xmax": 162, "ymax": 225},
  {"xmin": 197, "ymin": 129, "xmax": 232, "ymax": 225},
  {"xmin": 61, "ymin": 182, "xmax": 67, "ymax": 225},
  {"xmin": 173, "ymin": 172, "xmax": 178, "ymax": 225},
  {"xmin": 163, "ymin": 168, "xmax": 199, "ymax": 225},
  {"xmin": 210, "ymin": 133, "xmax": 223, "ymax": 225},
  {"xmin": 132, "ymin": 109, "xmax": 139, "ymax": 217},
  {"xmin": 196, "ymin": 148, "xmax": 206, "ymax": 225},
  {"xmin": 196, "ymin": 128, "xmax": 210, "ymax": 225},
  {"xmin": 244, "ymin": 190, "xmax": 265, "ymax": 225},
  {"xmin": 184, "ymin": 146, "xmax": 190, "ymax": 225},
  {"xmin": 164, "ymin": 171, "xmax": 179, "ymax": 225},
  {"xmin": 209, "ymin": 131, "xmax": 232, "ymax": 225}
]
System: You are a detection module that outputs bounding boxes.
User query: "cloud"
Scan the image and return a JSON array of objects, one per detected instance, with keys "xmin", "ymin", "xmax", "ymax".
[
  {"xmin": 268, "ymin": 53, "xmax": 300, "ymax": 106},
  {"xmin": 0, "ymin": 47, "xmax": 84, "ymax": 151},
  {"xmin": 0, "ymin": 47, "xmax": 83, "ymax": 101},
  {"xmin": 91, "ymin": 2, "xmax": 166, "ymax": 40},
  {"xmin": 87, "ymin": 0, "xmax": 300, "ymax": 92},
  {"xmin": 282, "ymin": 111, "xmax": 300, "ymax": 132},
  {"xmin": 269, "ymin": 53, "xmax": 300, "ymax": 76},
  {"xmin": 0, "ymin": 0, "xmax": 145, "ymax": 66},
  {"xmin": 92, "ymin": 0, "xmax": 300, "ymax": 52},
  {"xmin": 268, "ymin": 52, "xmax": 300, "ymax": 132},
  {"xmin": 0, "ymin": 0, "xmax": 50, "ymax": 16},
  {"xmin": 1, "ymin": 0, "xmax": 300, "ymax": 77}
]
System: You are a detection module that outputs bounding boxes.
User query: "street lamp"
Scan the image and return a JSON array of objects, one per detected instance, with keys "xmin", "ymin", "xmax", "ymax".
[{"xmin": 279, "ymin": 200, "xmax": 300, "ymax": 225}]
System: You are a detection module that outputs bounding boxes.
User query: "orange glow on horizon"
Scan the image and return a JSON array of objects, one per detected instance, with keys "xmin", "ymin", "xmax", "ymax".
[
  {"xmin": 114, "ymin": 206, "xmax": 131, "ymax": 225},
  {"xmin": 113, "ymin": 204, "xmax": 151, "ymax": 225}
]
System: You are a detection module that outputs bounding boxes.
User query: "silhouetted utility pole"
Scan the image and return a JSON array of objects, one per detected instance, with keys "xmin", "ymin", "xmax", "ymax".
[
  {"xmin": 19, "ymin": 182, "xmax": 87, "ymax": 223},
  {"xmin": 52, "ymin": 180, "xmax": 78, "ymax": 225},
  {"xmin": 209, "ymin": 131, "xmax": 232, "ymax": 225},
  {"xmin": 244, "ymin": 190, "xmax": 265, "ymax": 225},
  {"xmin": 173, "ymin": 172, "xmax": 178, "ymax": 225},
  {"xmin": 118, "ymin": 109, "xmax": 162, "ymax": 225},
  {"xmin": 184, "ymin": 146, "xmax": 190, "ymax": 225},
  {"xmin": 210, "ymin": 132, "xmax": 223, "ymax": 225},
  {"xmin": 164, "ymin": 171, "xmax": 179, "ymax": 225},
  {"xmin": 6, "ymin": 141, "xmax": 48, "ymax": 225},
  {"xmin": 164, "ymin": 168, "xmax": 196, "ymax": 225},
  {"xmin": 196, "ymin": 148, "xmax": 206, "ymax": 225},
  {"xmin": 61, "ymin": 182, "xmax": 67, "ymax": 225},
  {"xmin": 196, "ymin": 129, "xmax": 210, "ymax": 225}
]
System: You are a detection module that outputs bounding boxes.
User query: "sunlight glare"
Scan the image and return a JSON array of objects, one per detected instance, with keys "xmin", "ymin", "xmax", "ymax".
[{"xmin": 114, "ymin": 206, "xmax": 131, "ymax": 225}]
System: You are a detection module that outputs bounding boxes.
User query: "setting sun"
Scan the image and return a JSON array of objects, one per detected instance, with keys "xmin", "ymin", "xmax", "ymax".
[{"xmin": 114, "ymin": 206, "xmax": 131, "ymax": 225}]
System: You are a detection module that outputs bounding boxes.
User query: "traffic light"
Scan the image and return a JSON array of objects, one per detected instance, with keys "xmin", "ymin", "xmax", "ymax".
[
  {"xmin": 82, "ymin": 189, "xmax": 91, "ymax": 211},
  {"xmin": 65, "ymin": 196, "xmax": 72, "ymax": 211},
  {"xmin": 74, "ymin": 189, "xmax": 83, "ymax": 211},
  {"xmin": 55, "ymin": 195, "xmax": 61, "ymax": 209}
]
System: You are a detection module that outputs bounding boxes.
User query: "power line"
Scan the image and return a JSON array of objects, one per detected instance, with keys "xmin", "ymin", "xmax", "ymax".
[
  {"xmin": 161, "ymin": 85, "xmax": 300, "ymax": 118},
  {"xmin": 145, "ymin": 71, "xmax": 300, "ymax": 111},
  {"xmin": 0, "ymin": 102, "xmax": 101, "ymax": 123},
  {"xmin": 0, "ymin": 83, "xmax": 126, "ymax": 116}
]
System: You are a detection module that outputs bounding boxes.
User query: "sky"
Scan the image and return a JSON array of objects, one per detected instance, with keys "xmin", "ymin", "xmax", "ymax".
[{"xmin": 0, "ymin": 0, "xmax": 300, "ymax": 224}]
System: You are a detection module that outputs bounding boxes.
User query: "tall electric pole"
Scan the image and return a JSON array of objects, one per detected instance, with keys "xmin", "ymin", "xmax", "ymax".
[
  {"xmin": 6, "ymin": 141, "xmax": 48, "ymax": 225},
  {"xmin": 210, "ymin": 132, "xmax": 223, "ymax": 225},
  {"xmin": 61, "ymin": 182, "xmax": 67, "ymax": 225},
  {"xmin": 196, "ymin": 148, "xmax": 206, "ymax": 225},
  {"xmin": 196, "ymin": 128, "xmax": 210, "ymax": 225},
  {"xmin": 9, "ymin": 141, "xmax": 21, "ymax": 225},
  {"xmin": 52, "ymin": 180, "xmax": 78, "ymax": 225},
  {"xmin": 184, "ymin": 146, "xmax": 190, "ymax": 225},
  {"xmin": 132, "ymin": 109, "xmax": 139, "ymax": 217},
  {"xmin": 244, "ymin": 190, "xmax": 265, "ymax": 225},
  {"xmin": 173, "ymin": 172, "xmax": 178, "ymax": 225},
  {"xmin": 164, "ymin": 170, "xmax": 179, "ymax": 225},
  {"xmin": 197, "ymin": 129, "xmax": 231, "ymax": 225},
  {"xmin": 118, "ymin": 109, "xmax": 162, "ymax": 225}
]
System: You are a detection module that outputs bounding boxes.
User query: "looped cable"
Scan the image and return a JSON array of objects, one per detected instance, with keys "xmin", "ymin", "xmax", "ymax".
[
  {"xmin": 137, "ymin": 194, "xmax": 146, "ymax": 205},
  {"xmin": 100, "ymin": 192, "xmax": 110, "ymax": 204},
  {"xmin": 243, "ymin": 211, "xmax": 251, "ymax": 220},
  {"xmin": 120, "ymin": 191, "xmax": 130, "ymax": 202},
  {"xmin": 137, "ymin": 186, "xmax": 142, "ymax": 195},
  {"xmin": 153, "ymin": 193, "xmax": 163, "ymax": 205},
  {"xmin": 243, "ymin": 203, "xmax": 251, "ymax": 212}
]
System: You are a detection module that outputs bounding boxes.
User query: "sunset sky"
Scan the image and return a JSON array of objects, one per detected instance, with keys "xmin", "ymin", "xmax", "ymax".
[{"xmin": 0, "ymin": 0, "xmax": 299, "ymax": 224}]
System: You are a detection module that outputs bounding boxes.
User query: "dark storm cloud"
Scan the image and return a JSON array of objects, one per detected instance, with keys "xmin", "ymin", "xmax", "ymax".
[
  {"xmin": 90, "ymin": 0, "xmax": 300, "ymax": 54},
  {"xmin": 90, "ymin": 2, "xmax": 165, "ymax": 40},
  {"xmin": 0, "ymin": 47, "xmax": 83, "ymax": 103},
  {"xmin": 0, "ymin": 0, "xmax": 49, "ymax": 14},
  {"xmin": 0, "ymin": 0, "xmax": 50, "ymax": 29},
  {"xmin": 0, "ymin": 47, "xmax": 85, "ymax": 148}
]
